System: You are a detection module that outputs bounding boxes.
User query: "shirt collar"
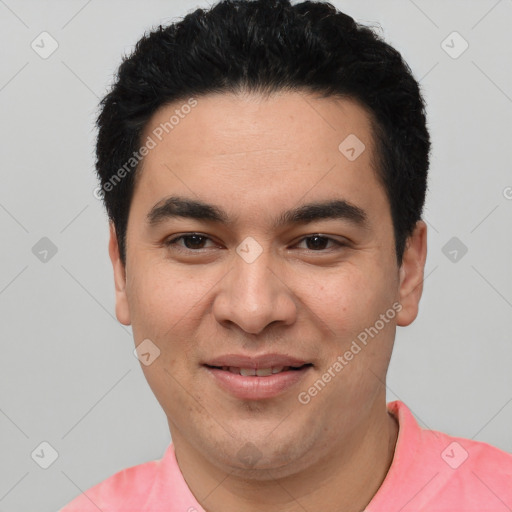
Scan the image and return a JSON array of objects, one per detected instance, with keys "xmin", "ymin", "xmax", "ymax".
[{"xmin": 142, "ymin": 400, "xmax": 419, "ymax": 511}]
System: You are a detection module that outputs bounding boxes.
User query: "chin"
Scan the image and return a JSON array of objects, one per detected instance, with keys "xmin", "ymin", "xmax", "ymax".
[{"xmin": 206, "ymin": 436, "xmax": 312, "ymax": 477}]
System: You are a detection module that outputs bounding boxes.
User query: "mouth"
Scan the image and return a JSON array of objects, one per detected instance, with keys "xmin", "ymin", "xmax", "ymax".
[
  {"xmin": 204, "ymin": 363, "xmax": 313, "ymax": 376},
  {"xmin": 203, "ymin": 362, "xmax": 314, "ymax": 400}
]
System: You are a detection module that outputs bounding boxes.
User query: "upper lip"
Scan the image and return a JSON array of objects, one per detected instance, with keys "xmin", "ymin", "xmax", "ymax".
[{"xmin": 204, "ymin": 353, "xmax": 311, "ymax": 369}]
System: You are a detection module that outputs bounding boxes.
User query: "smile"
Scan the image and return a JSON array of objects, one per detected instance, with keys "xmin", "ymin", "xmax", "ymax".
[
  {"xmin": 203, "ymin": 363, "xmax": 313, "ymax": 400},
  {"xmin": 206, "ymin": 364, "xmax": 310, "ymax": 376}
]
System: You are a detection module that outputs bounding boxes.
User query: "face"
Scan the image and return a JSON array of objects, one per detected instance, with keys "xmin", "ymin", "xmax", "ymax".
[{"xmin": 109, "ymin": 91, "xmax": 426, "ymax": 478}]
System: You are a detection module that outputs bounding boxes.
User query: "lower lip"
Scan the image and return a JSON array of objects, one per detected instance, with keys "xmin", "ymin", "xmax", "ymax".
[{"xmin": 204, "ymin": 366, "xmax": 312, "ymax": 400}]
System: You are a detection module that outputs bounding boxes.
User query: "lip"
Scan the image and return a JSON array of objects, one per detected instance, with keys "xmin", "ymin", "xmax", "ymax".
[
  {"xmin": 203, "ymin": 353, "xmax": 313, "ymax": 400},
  {"xmin": 204, "ymin": 353, "xmax": 310, "ymax": 369}
]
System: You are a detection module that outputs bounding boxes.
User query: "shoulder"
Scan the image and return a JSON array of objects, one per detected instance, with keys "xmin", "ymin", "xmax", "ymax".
[
  {"xmin": 58, "ymin": 442, "xmax": 202, "ymax": 511},
  {"xmin": 423, "ymin": 428, "xmax": 512, "ymax": 507},
  {"xmin": 385, "ymin": 401, "xmax": 512, "ymax": 509},
  {"xmin": 57, "ymin": 455, "xmax": 161, "ymax": 512},
  {"xmin": 430, "ymin": 427, "xmax": 512, "ymax": 480},
  {"xmin": 390, "ymin": 400, "xmax": 512, "ymax": 471}
]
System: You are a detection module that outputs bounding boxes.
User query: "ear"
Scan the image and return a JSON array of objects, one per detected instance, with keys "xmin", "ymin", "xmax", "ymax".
[
  {"xmin": 396, "ymin": 220, "xmax": 428, "ymax": 327},
  {"xmin": 108, "ymin": 223, "xmax": 131, "ymax": 326}
]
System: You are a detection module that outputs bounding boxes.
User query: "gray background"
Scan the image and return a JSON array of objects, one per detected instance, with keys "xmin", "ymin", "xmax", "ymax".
[{"xmin": 0, "ymin": 0, "xmax": 511, "ymax": 510}]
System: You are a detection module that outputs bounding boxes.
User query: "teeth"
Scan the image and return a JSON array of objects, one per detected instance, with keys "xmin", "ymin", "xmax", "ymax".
[
  {"xmin": 223, "ymin": 366, "xmax": 291, "ymax": 376},
  {"xmin": 256, "ymin": 368, "xmax": 273, "ymax": 376},
  {"xmin": 239, "ymin": 368, "xmax": 256, "ymax": 376}
]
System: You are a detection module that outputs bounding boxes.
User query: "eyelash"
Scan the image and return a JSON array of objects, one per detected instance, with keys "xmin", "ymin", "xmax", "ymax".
[{"xmin": 164, "ymin": 233, "xmax": 348, "ymax": 253}]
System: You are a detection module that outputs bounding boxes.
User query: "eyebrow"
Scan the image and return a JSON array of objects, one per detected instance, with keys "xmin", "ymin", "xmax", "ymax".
[{"xmin": 146, "ymin": 195, "xmax": 369, "ymax": 230}]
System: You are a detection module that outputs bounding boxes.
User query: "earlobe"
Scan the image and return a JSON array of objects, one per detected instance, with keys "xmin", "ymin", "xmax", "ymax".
[
  {"xmin": 108, "ymin": 223, "xmax": 132, "ymax": 326},
  {"xmin": 396, "ymin": 220, "xmax": 428, "ymax": 327}
]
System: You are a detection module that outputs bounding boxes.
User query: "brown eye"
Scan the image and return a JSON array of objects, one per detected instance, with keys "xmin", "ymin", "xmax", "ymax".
[
  {"xmin": 296, "ymin": 235, "xmax": 346, "ymax": 251},
  {"xmin": 165, "ymin": 233, "xmax": 215, "ymax": 251}
]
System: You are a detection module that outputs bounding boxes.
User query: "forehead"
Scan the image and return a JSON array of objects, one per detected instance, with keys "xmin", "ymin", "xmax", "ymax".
[
  {"xmin": 133, "ymin": 91, "xmax": 387, "ymax": 226},
  {"xmin": 142, "ymin": 91, "xmax": 375, "ymax": 163}
]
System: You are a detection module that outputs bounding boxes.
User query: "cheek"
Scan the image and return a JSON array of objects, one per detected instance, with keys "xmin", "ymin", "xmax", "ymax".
[
  {"xmin": 303, "ymin": 263, "xmax": 393, "ymax": 336},
  {"xmin": 126, "ymin": 264, "xmax": 205, "ymax": 405},
  {"xmin": 126, "ymin": 260, "xmax": 205, "ymax": 341}
]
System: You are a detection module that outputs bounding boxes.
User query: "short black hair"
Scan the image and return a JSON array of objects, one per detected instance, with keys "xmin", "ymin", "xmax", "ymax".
[{"xmin": 95, "ymin": 0, "xmax": 430, "ymax": 266}]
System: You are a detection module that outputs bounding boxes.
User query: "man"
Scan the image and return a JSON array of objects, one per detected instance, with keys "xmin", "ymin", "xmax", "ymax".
[{"xmin": 60, "ymin": 0, "xmax": 512, "ymax": 510}]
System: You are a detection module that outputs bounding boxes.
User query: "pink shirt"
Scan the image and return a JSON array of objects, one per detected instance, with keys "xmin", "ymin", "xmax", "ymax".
[{"xmin": 59, "ymin": 400, "xmax": 512, "ymax": 511}]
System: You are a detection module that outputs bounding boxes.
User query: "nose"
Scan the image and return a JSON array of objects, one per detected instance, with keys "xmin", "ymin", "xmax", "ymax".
[{"xmin": 212, "ymin": 243, "xmax": 298, "ymax": 336}]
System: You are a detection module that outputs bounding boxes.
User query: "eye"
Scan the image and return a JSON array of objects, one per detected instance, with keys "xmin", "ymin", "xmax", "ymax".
[
  {"xmin": 294, "ymin": 234, "xmax": 347, "ymax": 251},
  {"xmin": 163, "ymin": 233, "xmax": 348, "ymax": 254},
  {"xmin": 164, "ymin": 233, "xmax": 217, "ymax": 251}
]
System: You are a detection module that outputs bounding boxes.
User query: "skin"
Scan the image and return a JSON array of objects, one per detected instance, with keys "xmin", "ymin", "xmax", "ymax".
[{"xmin": 109, "ymin": 90, "xmax": 427, "ymax": 512}]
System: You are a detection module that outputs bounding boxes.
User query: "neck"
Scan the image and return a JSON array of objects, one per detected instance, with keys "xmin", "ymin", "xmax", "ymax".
[{"xmin": 171, "ymin": 400, "xmax": 398, "ymax": 512}]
